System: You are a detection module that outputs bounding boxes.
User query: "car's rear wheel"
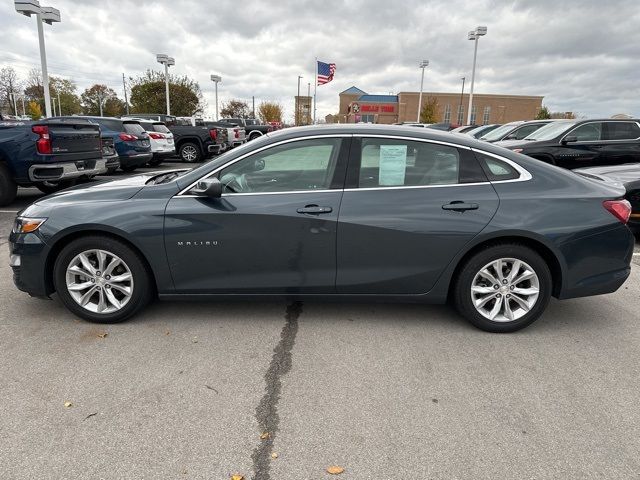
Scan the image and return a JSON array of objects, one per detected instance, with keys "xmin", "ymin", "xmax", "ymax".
[
  {"xmin": 53, "ymin": 236, "xmax": 153, "ymax": 323},
  {"xmin": 121, "ymin": 165, "xmax": 137, "ymax": 173},
  {"xmin": 179, "ymin": 142, "xmax": 202, "ymax": 163},
  {"xmin": 453, "ymin": 244, "xmax": 552, "ymax": 333},
  {"xmin": 0, "ymin": 163, "xmax": 18, "ymax": 206}
]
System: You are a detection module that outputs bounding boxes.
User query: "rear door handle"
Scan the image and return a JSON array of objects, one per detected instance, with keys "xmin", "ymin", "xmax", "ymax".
[
  {"xmin": 297, "ymin": 205, "xmax": 333, "ymax": 215},
  {"xmin": 442, "ymin": 202, "xmax": 479, "ymax": 212}
]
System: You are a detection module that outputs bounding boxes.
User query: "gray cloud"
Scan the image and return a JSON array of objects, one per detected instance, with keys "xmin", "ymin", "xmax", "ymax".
[{"xmin": 1, "ymin": 0, "xmax": 639, "ymax": 121}]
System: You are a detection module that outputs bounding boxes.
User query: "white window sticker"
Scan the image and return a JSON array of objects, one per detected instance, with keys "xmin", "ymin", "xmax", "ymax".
[{"xmin": 379, "ymin": 145, "xmax": 407, "ymax": 185}]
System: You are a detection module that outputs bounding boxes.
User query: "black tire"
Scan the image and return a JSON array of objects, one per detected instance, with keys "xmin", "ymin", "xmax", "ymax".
[
  {"xmin": 36, "ymin": 180, "xmax": 76, "ymax": 195},
  {"xmin": 53, "ymin": 236, "xmax": 154, "ymax": 323},
  {"xmin": 453, "ymin": 243, "xmax": 552, "ymax": 333},
  {"xmin": 148, "ymin": 157, "xmax": 163, "ymax": 167},
  {"xmin": 178, "ymin": 142, "xmax": 202, "ymax": 163},
  {"xmin": 121, "ymin": 165, "xmax": 138, "ymax": 173},
  {"xmin": 0, "ymin": 163, "xmax": 18, "ymax": 206},
  {"xmin": 106, "ymin": 167, "xmax": 118, "ymax": 175},
  {"xmin": 248, "ymin": 132, "xmax": 262, "ymax": 141}
]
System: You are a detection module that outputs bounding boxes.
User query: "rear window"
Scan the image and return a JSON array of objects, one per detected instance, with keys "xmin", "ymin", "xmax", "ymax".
[
  {"xmin": 605, "ymin": 122, "xmax": 640, "ymax": 140},
  {"xmin": 123, "ymin": 122, "xmax": 146, "ymax": 135},
  {"xmin": 138, "ymin": 121, "xmax": 154, "ymax": 131},
  {"xmin": 93, "ymin": 118, "xmax": 122, "ymax": 132},
  {"xmin": 475, "ymin": 152, "xmax": 520, "ymax": 181},
  {"xmin": 152, "ymin": 123, "xmax": 171, "ymax": 134}
]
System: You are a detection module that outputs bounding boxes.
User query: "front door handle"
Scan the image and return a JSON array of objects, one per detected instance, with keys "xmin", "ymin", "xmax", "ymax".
[
  {"xmin": 442, "ymin": 202, "xmax": 479, "ymax": 212},
  {"xmin": 297, "ymin": 205, "xmax": 333, "ymax": 215}
]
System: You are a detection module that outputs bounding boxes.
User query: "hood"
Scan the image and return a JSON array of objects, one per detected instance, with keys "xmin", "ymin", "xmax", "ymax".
[
  {"xmin": 32, "ymin": 170, "xmax": 180, "ymax": 206},
  {"xmin": 573, "ymin": 163, "xmax": 640, "ymax": 186}
]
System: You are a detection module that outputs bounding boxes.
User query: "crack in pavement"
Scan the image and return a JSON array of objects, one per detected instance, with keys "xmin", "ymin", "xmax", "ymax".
[{"xmin": 251, "ymin": 301, "xmax": 302, "ymax": 480}]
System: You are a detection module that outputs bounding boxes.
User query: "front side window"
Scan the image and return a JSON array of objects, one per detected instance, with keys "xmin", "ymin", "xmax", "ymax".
[
  {"xmin": 358, "ymin": 138, "xmax": 460, "ymax": 188},
  {"xmin": 569, "ymin": 122, "xmax": 603, "ymax": 141},
  {"xmin": 605, "ymin": 122, "xmax": 640, "ymax": 140},
  {"xmin": 218, "ymin": 138, "xmax": 341, "ymax": 194}
]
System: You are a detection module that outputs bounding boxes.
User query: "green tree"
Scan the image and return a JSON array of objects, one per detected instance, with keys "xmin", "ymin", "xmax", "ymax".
[
  {"xmin": 535, "ymin": 105, "xmax": 551, "ymax": 120},
  {"xmin": 419, "ymin": 96, "xmax": 439, "ymax": 123},
  {"xmin": 220, "ymin": 99, "xmax": 250, "ymax": 118},
  {"xmin": 81, "ymin": 84, "xmax": 125, "ymax": 116},
  {"xmin": 129, "ymin": 70, "xmax": 203, "ymax": 116},
  {"xmin": 49, "ymin": 76, "xmax": 82, "ymax": 115},
  {"xmin": 26, "ymin": 100, "xmax": 42, "ymax": 120},
  {"xmin": 258, "ymin": 101, "xmax": 283, "ymax": 123}
]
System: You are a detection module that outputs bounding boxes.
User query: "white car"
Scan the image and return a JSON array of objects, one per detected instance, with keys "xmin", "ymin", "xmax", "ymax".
[{"xmin": 128, "ymin": 119, "xmax": 176, "ymax": 166}]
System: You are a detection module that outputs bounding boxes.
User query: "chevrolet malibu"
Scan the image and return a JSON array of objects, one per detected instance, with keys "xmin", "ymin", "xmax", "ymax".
[{"xmin": 9, "ymin": 125, "xmax": 634, "ymax": 332}]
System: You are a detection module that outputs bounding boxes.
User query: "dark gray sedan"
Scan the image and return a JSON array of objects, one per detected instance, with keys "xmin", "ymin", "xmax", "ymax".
[{"xmin": 9, "ymin": 125, "xmax": 635, "ymax": 332}]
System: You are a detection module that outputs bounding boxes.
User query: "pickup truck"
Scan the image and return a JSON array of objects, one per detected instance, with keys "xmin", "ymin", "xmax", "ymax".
[
  {"xmin": 178, "ymin": 117, "xmax": 247, "ymax": 152},
  {"xmin": 124, "ymin": 114, "xmax": 224, "ymax": 163},
  {"xmin": 220, "ymin": 118, "xmax": 273, "ymax": 141},
  {"xmin": 0, "ymin": 114, "xmax": 107, "ymax": 205}
]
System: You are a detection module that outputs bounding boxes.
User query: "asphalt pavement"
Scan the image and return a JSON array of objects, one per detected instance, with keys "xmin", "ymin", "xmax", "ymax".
[{"xmin": 0, "ymin": 163, "xmax": 639, "ymax": 479}]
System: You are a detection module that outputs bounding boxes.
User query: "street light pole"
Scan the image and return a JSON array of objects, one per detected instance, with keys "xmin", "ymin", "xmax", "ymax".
[
  {"xmin": 15, "ymin": 1, "xmax": 61, "ymax": 118},
  {"xmin": 210, "ymin": 75, "xmax": 221, "ymax": 120},
  {"xmin": 156, "ymin": 54, "xmax": 175, "ymax": 115},
  {"xmin": 467, "ymin": 26, "xmax": 487, "ymax": 125},
  {"xmin": 296, "ymin": 75, "xmax": 302, "ymax": 126},
  {"xmin": 416, "ymin": 60, "xmax": 429, "ymax": 123},
  {"xmin": 458, "ymin": 76, "xmax": 465, "ymax": 125}
]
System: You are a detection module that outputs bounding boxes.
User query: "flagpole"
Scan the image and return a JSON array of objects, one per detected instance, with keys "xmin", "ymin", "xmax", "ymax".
[{"xmin": 313, "ymin": 57, "xmax": 317, "ymax": 124}]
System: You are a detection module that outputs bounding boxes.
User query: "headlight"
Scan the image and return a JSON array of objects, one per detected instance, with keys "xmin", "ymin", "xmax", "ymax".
[{"xmin": 13, "ymin": 217, "xmax": 47, "ymax": 234}]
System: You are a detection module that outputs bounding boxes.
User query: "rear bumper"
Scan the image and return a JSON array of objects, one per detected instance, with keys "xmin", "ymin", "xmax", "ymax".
[
  {"xmin": 152, "ymin": 151, "xmax": 176, "ymax": 159},
  {"xmin": 557, "ymin": 225, "xmax": 635, "ymax": 299},
  {"xmin": 119, "ymin": 153, "xmax": 152, "ymax": 168},
  {"xmin": 28, "ymin": 159, "xmax": 107, "ymax": 182},
  {"xmin": 207, "ymin": 144, "xmax": 222, "ymax": 154},
  {"xmin": 230, "ymin": 140, "xmax": 246, "ymax": 147}
]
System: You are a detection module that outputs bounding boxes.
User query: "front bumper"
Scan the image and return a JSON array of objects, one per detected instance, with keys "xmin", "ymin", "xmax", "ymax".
[
  {"xmin": 28, "ymin": 159, "xmax": 107, "ymax": 182},
  {"xmin": 9, "ymin": 232, "xmax": 50, "ymax": 298}
]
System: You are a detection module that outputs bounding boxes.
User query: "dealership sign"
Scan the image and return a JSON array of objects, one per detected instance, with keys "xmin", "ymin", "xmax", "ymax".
[{"xmin": 351, "ymin": 102, "xmax": 395, "ymax": 114}]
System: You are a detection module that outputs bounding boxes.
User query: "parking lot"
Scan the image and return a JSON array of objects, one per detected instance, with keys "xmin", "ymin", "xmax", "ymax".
[{"xmin": 1, "ymin": 163, "xmax": 640, "ymax": 479}]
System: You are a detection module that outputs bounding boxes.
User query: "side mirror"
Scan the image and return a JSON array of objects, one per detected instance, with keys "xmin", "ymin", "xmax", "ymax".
[
  {"xmin": 191, "ymin": 177, "xmax": 222, "ymax": 198},
  {"xmin": 562, "ymin": 135, "xmax": 578, "ymax": 144}
]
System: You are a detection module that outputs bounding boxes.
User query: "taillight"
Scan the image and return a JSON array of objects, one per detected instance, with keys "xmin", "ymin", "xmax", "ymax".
[
  {"xmin": 148, "ymin": 132, "xmax": 165, "ymax": 140},
  {"xmin": 234, "ymin": 128, "xmax": 239, "ymax": 139},
  {"xmin": 511, "ymin": 148, "xmax": 524, "ymax": 154},
  {"xmin": 209, "ymin": 129, "xmax": 217, "ymax": 141},
  {"xmin": 32, "ymin": 125, "xmax": 52, "ymax": 154},
  {"xmin": 603, "ymin": 200, "xmax": 631, "ymax": 224},
  {"xmin": 119, "ymin": 132, "xmax": 138, "ymax": 141}
]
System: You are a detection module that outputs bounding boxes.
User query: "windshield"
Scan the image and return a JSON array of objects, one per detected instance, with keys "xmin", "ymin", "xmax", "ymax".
[
  {"xmin": 465, "ymin": 125, "xmax": 494, "ymax": 136},
  {"xmin": 523, "ymin": 121, "xmax": 577, "ymax": 141},
  {"xmin": 481, "ymin": 123, "xmax": 520, "ymax": 141}
]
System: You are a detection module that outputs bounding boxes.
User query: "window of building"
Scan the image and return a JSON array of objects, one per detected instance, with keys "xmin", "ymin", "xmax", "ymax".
[
  {"xmin": 443, "ymin": 104, "xmax": 451, "ymax": 123},
  {"xmin": 457, "ymin": 105, "xmax": 465, "ymax": 125},
  {"xmin": 358, "ymin": 138, "xmax": 460, "ymax": 188},
  {"xmin": 470, "ymin": 106, "xmax": 477, "ymax": 125},
  {"xmin": 482, "ymin": 106, "xmax": 491, "ymax": 125},
  {"xmin": 357, "ymin": 114, "xmax": 376, "ymax": 123}
]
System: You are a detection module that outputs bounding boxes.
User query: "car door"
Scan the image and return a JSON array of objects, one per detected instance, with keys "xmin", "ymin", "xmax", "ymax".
[
  {"xmin": 601, "ymin": 121, "xmax": 640, "ymax": 166},
  {"xmin": 558, "ymin": 122, "xmax": 605, "ymax": 168},
  {"xmin": 164, "ymin": 136, "xmax": 349, "ymax": 293},
  {"xmin": 336, "ymin": 136, "xmax": 499, "ymax": 294}
]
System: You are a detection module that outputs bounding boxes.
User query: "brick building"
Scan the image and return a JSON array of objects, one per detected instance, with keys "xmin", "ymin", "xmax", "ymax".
[{"xmin": 335, "ymin": 86, "xmax": 544, "ymax": 125}]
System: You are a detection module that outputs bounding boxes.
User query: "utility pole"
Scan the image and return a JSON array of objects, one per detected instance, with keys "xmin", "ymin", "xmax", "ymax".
[
  {"xmin": 296, "ymin": 75, "xmax": 302, "ymax": 126},
  {"xmin": 57, "ymin": 93, "xmax": 61, "ymax": 116},
  {"xmin": 467, "ymin": 26, "xmax": 488, "ymax": 125},
  {"xmin": 458, "ymin": 76, "xmax": 465, "ymax": 125},
  {"xmin": 21, "ymin": 95, "xmax": 26, "ymax": 116},
  {"xmin": 416, "ymin": 60, "xmax": 429, "ymax": 122},
  {"xmin": 252, "ymin": 96, "xmax": 255, "ymax": 118},
  {"xmin": 307, "ymin": 82, "xmax": 310, "ymax": 125},
  {"xmin": 122, "ymin": 73, "xmax": 129, "ymax": 115},
  {"xmin": 97, "ymin": 92, "xmax": 103, "ymax": 117}
]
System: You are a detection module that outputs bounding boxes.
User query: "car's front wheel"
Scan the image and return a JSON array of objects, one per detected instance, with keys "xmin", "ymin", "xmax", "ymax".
[
  {"xmin": 179, "ymin": 142, "xmax": 202, "ymax": 163},
  {"xmin": 453, "ymin": 244, "xmax": 552, "ymax": 333},
  {"xmin": 53, "ymin": 236, "xmax": 153, "ymax": 323}
]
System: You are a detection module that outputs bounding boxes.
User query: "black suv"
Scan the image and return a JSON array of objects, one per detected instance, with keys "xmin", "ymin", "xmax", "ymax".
[{"xmin": 498, "ymin": 119, "xmax": 640, "ymax": 169}]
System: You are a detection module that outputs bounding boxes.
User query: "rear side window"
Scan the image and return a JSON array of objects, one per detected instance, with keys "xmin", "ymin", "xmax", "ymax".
[
  {"xmin": 153, "ymin": 123, "xmax": 171, "ymax": 134},
  {"xmin": 605, "ymin": 122, "xmax": 640, "ymax": 140},
  {"xmin": 123, "ymin": 122, "xmax": 146, "ymax": 135},
  {"xmin": 475, "ymin": 152, "xmax": 520, "ymax": 181},
  {"xmin": 358, "ymin": 138, "xmax": 460, "ymax": 188}
]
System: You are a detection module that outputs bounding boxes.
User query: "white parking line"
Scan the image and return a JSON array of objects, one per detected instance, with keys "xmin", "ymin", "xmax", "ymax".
[{"xmin": 0, "ymin": 210, "xmax": 18, "ymax": 213}]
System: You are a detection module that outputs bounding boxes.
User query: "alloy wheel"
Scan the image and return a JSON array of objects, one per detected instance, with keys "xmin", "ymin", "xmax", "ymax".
[
  {"xmin": 181, "ymin": 145, "xmax": 198, "ymax": 162},
  {"xmin": 470, "ymin": 258, "xmax": 540, "ymax": 322},
  {"xmin": 65, "ymin": 249, "xmax": 134, "ymax": 314}
]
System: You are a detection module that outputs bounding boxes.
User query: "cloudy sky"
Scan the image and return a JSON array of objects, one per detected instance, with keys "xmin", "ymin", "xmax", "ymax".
[{"xmin": 1, "ymin": 0, "xmax": 639, "ymax": 121}]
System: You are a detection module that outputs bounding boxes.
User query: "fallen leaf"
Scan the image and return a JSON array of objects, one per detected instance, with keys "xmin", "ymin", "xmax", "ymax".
[
  {"xmin": 97, "ymin": 332, "xmax": 108, "ymax": 338},
  {"xmin": 205, "ymin": 385, "xmax": 218, "ymax": 394},
  {"xmin": 64, "ymin": 401, "xmax": 73, "ymax": 408},
  {"xmin": 83, "ymin": 412, "xmax": 98, "ymax": 421},
  {"xmin": 271, "ymin": 452, "xmax": 278, "ymax": 459},
  {"xmin": 192, "ymin": 337, "xmax": 198, "ymax": 343},
  {"xmin": 260, "ymin": 432, "xmax": 270, "ymax": 440},
  {"xmin": 230, "ymin": 475, "xmax": 244, "ymax": 480},
  {"xmin": 165, "ymin": 330, "xmax": 171, "ymax": 335},
  {"xmin": 327, "ymin": 466, "xmax": 345, "ymax": 475}
]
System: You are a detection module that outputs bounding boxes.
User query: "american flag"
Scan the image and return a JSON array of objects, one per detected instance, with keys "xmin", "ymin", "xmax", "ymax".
[{"xmin": 317, "ymin": 61, "xmax": 336, "ymax": 85}]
